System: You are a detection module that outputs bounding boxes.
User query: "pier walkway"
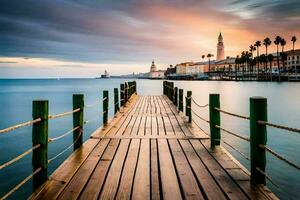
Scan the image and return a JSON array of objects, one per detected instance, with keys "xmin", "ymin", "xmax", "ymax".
[{"xmin": 30, "ymin": 95, "xmax": 276, "ymax": 200}]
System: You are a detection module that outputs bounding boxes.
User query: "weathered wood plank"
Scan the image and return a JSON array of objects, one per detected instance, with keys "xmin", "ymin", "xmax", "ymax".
[
  {"xmin": 57, "ymin": 139, "xmax": 110, "ymax": 200},
  {"xmin": 168, "ymin": 139, "xmax": 204, "ymax": 199},
  {"xmin": 78, "ymin": 139, "xmax": 120, "ymax": 200},
  {"xmin": 115, "ymin": 139, "xmax": 140, "ymax": 200},
  {"xmin": 99, "ymin": 139, "xmax": 131, "ymax": 200},
  {"xmin": 132, "ymin": 139, "xmax": 151, "ymax": 200},
  {"xmin": 150, "ymin": 139, "xmax": 161, "ymax": 200},
  {"xmin": 157, "ymin": 139, "xmax": 182, "ymax": 200}
]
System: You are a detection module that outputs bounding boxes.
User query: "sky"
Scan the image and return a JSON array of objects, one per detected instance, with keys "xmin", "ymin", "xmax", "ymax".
[{"xmin": 0, "ymin": 0, "xmax": 300, "ymax": 78}]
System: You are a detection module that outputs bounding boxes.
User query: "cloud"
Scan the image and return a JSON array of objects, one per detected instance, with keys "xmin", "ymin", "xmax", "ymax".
[{"xmin": 0, "ymin": 0, "xmax": 300, "ymax": 77}]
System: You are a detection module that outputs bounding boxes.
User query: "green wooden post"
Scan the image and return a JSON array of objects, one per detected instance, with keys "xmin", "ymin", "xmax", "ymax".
[
  {"xmin": 163, "ymin": 81, "xmax": 166, "ymax": 95},
  {"xmin": 103, "ymin": 90, "xmax": 109, "ymax": 124},
  {"xmin": 174, "ymin": 87, "xmax": 178, "ymax": 106},
  {"xmin": 186, "ymin": 91, "xmax": 192, "ymax": 123},
  {"xmin": 250, "ymin": 97, "xmax": 267, "ymax": 185},
  {"xmin": 179, "ymin": 89, "xmax": 183, "ymax": 112},
  {"xmin": 32, "ymin": 100, "xmax": 48, "ymax": 189},
  {"xmin": 120, "ymin": 84, "xmax": 125, "ymax": 107},
  {"xmin": 170, "ymin": 82, "xmax": 174, "ymax": 102},
  {"xmin": 167, "ymin": 81, "xmax": 170, "ymax": 99},
  {"xmin": 114, "ymin": 88, "xmax": 119, "ymax": 114},
  {"xmin": 73, "ymin": 94, "xmax": 84, "ymax": 151},
  {"xmin": 209, "ymin": 94, "xmax": 221, "ymax": 149},
  {"xmin": 124, "ymin": 82, "xmax": 128, "ymax": 104}
]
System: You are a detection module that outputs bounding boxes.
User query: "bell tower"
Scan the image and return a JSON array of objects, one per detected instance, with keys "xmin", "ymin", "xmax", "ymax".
[{"xmin": 216, "ymin": 32, "xmax": 225, "ymax": 61}]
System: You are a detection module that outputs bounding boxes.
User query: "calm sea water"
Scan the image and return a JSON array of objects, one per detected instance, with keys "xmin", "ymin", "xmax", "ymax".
[{"xmin": 0, "ymin": 79, "xmax": 299, "ymax": 199}]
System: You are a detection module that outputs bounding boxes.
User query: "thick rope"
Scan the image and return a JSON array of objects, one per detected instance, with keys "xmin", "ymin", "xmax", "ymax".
[
  {"xmin": 256, "ymin": 167, "xmax": 279, "ymax": 188},
  {"xmin": 0, "ymin": 144, "xmax": 41, "ymax": 170},
  {"xmin": 85, "ymin": 102, "xmax": 101, "ymax": 108},
  {"xmin": 258, "ymin": 120, "xmax": 300, "ymax": 134},
  {"xmin": 259, "ymin": 144, "xmax": 300, "ymax": 170},
  {"xmin": 48, "ymin": 130, "xmax": 82, "ymax": 164},
  {"xmin": 214, "ymin": 107, "xmax": 250, "ymax": 120},
  {"xmin": 49, "ymin": 108, "xmax": 80, "ymax": 119},
  {"xmin": 48, "ymin": 126, "xmax": 80, "ymax": 142},
  {"xmin": 222, "ymin": 140, "xmax": 250, "ymax": 160},
  {"xmin": 0, "ymin": 118, "xmax": 41, "ymax": 134},
  {"xmin": 215, "ymin": 125, "xmax": 250, "ymax": 142},
  {"xmin": 102, "ymin": 97, "xmax": 108, "ymax": 101},
  {"xmin": 191, "ymin": 109, "xmax": 210, "ymax": 123},
  {"xmin": 191, "ymin": 98, "xmax": 209, "ymax": 108},
  {"xmin": 0, "ymin": 167, "xmax": 42, "ymax": 200}
]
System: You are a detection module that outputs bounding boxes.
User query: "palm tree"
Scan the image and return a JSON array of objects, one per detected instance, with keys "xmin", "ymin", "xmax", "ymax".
[
  {"xmin": 249, "ymin": 45, "xmax": 256, "ymax": 58},
  {"xmin": 274, "ymin": 36, "xmax": 282, "ymax": 81},
  {"xmin": 291, "ymin": 36, "xmax": 297, "ymax": 51},
  {"xmin": 207, "ymin": 53, "xmax": 214, "ymax": 75},
  {"xmin": 202, "ymin": 55, "xmax": 205, "ymax": 60},
  {"xmin": 235, "ymin": 55, "xmax": 240, "ymax": 80},
  {"xmin": 280, "ymin": 38, "xmax": 287, "ymax": 72},
  {"xmin": 263, "ymin": 38, "xmax": 272, "ymax": 79},
  {"xmin": 254, "ymin": 41, "xmax": 261, "ymax": 79}
]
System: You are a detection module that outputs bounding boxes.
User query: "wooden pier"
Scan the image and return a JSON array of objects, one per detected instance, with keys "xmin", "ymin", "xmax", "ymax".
[{"xmin": 30, "ymin": 95, "xmax": 277, "ymax": 200}]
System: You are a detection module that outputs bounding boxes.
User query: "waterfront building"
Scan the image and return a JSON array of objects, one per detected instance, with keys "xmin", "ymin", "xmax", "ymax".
[
  {"xmin": 175, "ymin": 62, "xmax": 208, "ymax": 75},
  {"xmin": 216, "ymin": 32, "xmax": 225, "ymax": 61},
  {"xmin": 286, "ymin": 49, "xmax": 300, "ymax": 72},
  {"xmin": 149, "ymin": 60, "xmax": 165, "ymax": 79}
]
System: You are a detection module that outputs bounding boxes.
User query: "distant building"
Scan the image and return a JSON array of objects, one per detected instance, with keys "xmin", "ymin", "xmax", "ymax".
[
  {"xmin": 175, "ymin": 62, "xmax": 208, "ymax": 75},
  {"xmin": 100, "ymin": 70, "xmax": 110, "ymax": 78},
  {"xmin": 216, "ymin": 32, "xmax": 225, "ymax": 61},
  {"xmin": 287, "ymin": 49, "xmax": 300, "ymax": 72},
  {"xmin": 149, "ymin": 60, "xmax": 165, "ymax": 79}
]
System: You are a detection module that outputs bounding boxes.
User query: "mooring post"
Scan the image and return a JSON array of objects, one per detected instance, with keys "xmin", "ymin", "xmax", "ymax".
[
  {"xmin": 114, "ymin": 88, "xmax": 119, "ymax": 114},
  {"xmin": 250, "ymin": 97, "xmax": 267, "ymax": 185},
  {"xmin": 73, "ymin": 94, "xmax": 84, "ymax": 151},
  {"xmin": 163, "ymin": 81, "xmax": 166, "ymax": 95},
  {"xmin": 186, "ymin": 91, "xmax": 192, "ymax": 123},
  {"xmin": 170, "ymin": 82, "xmax": 174, "ymax": 102},
  {"xmin": 179, "ymin": 89, "xmax": 183, "ymax": 112},
  {"xmin": 124, "ymin": 82, "xmax": 128, "ymax": 104},
  {"xmin": 209, "ymin": 94, "xmax": 221, "ymax": 149},
  {"xmin": 120, "ymin": 84, "xmax": 125, "ymax": 107},
  {"xmin": 32, "ymin": 100, "xmax": 48, "ymax": 189},
  {"xmin": 103, "ymin": 90, "xmax": 109, "ymax": 124},
  {"xmin": 174, "ymin": 87, "xmax": 178, "ymax": 106}
]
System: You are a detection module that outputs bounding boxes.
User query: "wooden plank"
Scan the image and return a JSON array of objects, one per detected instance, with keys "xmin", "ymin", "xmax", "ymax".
[
  {"xmin": 190, "ymin": 140, "xmax": 248, "ymax": 200},
  {"xmin": 157, "ymin": 139, "xmax": 182, "ymax": 200},
  {"xmin": 78, "ymin": 139, "xmax": 120, "ymax": 200},
  {"xmin": 154, "ymin": 96, "xmax": 161, "ymax": 114},
  {"xmin": 99, "ymin": 139, "xmax": 131, "ymax": 199},
  {"xmin": 57, "ymin": 139, "xmax": 110, "ymax": 200},
  {"xmin": 168, "ymin": 139, "xmax": 204, "ymax": 200},
  {"xmin": 31, "ymin": 139, "xmax": 99, "ymax": 200},
  {"xmin": 132, "ymin": 139, "xmax": 151, "ymax": 200},
  {"xmin": 151, "ymin": 116, "xmax": 158, "ymax": 136},
  {"xmin": 115, "ymin": 139, "xmax": 140, "ymax": 200},
  {"xmin": 145, "ymin": 115, "xmax": 152, "ymax": 136},
  {"xmin": 156, "ymin": 116, "xmax": 165, "ymax": 136},
  {"xmin": 179, "ymin": 140, "xmax": 227, "ymax": 200},
  {"xmin": 150, "ymin": 139, "xmax": 161, "ymax": 200}
]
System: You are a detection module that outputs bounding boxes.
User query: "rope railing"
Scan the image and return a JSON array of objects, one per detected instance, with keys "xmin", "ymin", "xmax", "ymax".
[
  {"xmin": 191, "ymin": 109, "xmax": 210, "ymax": 123},
  {"xmin": 222, "ymin": 140, "xmax": 250, "ymax": 160},
  {"xmin": 102, "ymin": 97, "xmax": 108, "ymax": 101},
  {"xmin": 48, "ymin": 108, "xmax": 80, "ymax": 120},
  {"xmin": 48, "ymin": 130, "xmax": 83, "ymax": 164},
  {"xmin": 256, "ymin": 167, "xmax": 279, "ymax": 188},
  {"xmin": 0, "ymin": 167, "xmax": 42, "ymax": 200},
  {"xmin": 215, "ymin": 125, "xmax": 250, "ymax": 142},
  {"xmin": 48, "ymin": 126, "xmax": 80, "ymax": 142},
  {"xmin": 85, "ymin": 101, "xmax": 101, "ymax": 108},
  {"xmin": 259, "ymin": 144, "xmax": 300, "ymax": 170},
  {"xmin": 214, "ymin": 107, "xmax": 250, "ymax": 120},
  {"xmin": 0, "ymin": 118, "xmax": 42, "ymax": 134},
  {"xmin": 191, "ymin": 98, "xmax": 209, "ymax": 108},
  {"xmin": 0, "ymin": 144, "xmax": 41, "ymax": 170},
  {"xmin": 258, "ymin": 120, "xmax": 300, "ymax": 134}
]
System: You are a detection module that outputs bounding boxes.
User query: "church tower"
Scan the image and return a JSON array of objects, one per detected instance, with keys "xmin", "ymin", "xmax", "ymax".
[
  {"xmin": 216, "ymin": 32, "xmax": 225, "ymax": 61},
  {"xmin": 150, "ymin": 60, "xmax": 157, "ymax": 72}
]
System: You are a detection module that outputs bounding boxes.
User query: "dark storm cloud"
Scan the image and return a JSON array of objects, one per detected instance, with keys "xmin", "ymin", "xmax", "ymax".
[{"xmin": 0, "ymin": 0, "xmax": 299, "ymax": 64}]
